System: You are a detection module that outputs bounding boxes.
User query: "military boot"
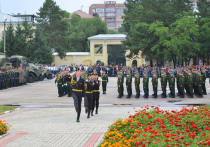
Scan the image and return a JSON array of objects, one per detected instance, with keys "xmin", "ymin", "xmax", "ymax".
[
  {"xmin": 117, "ymin": 95, "xmax": 121, "ymax": 98},
  {"xmin": 95, "ymin": 109, "xmax": 98, "ymax": 114}
]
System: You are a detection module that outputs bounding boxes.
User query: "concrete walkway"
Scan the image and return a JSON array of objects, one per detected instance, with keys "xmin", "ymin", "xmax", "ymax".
[{"xmin": 0, "ymin": 107, "xmax": 183, "ymax": 147}]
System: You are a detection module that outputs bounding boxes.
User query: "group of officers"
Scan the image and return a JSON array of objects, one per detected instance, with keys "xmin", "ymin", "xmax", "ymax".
[
  {"xmin": 0, "ymin": 67, "xmax": 27, "ymax": 90},
  {"xmin": 117, "ymin": 68, "xmax": 207, "ymax": 98},
  {"xmin": 55, "ymin": 68, "xmax": 108, "ymax": 122}
]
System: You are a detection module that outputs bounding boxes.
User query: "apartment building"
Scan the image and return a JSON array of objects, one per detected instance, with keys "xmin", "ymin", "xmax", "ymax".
[{"xmin": 89, "ymin": 1, "xmax": 126, "ymax": 31}]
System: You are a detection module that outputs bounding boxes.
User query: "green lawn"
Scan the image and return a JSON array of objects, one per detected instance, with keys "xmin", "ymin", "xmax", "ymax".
[{"xmin": 0, "ymin": 106, "xmax": 18, "ymax": 113}]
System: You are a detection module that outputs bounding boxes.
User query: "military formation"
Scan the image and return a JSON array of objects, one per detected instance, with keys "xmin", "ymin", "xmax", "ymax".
[
  {"xmin": 117, "ymin": 68, "xmax": 207, "ymax": 98},
  {"xmin": 55, "ymin": 68, "xmax": 107, "ymax": 122},
  {"xmin": 0, "ymin": 67, "xmax": 27, "ymax": 90}
]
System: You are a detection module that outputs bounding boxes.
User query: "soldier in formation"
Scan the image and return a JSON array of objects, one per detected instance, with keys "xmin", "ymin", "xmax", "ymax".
[{"xmin": 101, "ymin": 71, "xmax": 108, "ymax": 94}]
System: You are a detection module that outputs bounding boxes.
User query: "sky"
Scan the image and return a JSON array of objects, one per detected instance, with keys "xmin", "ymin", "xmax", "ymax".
[{"xmin": 1, "ymin": 0, "xmax": 125, "ymax": 15}]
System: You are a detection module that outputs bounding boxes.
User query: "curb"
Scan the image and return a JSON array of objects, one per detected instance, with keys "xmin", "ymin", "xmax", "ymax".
[
  {"xmin": 0, "ymin": 108, "xmax": 21, "ymax": 116},
  {"xmin": 0, "ymin": 133, "xmax": 10, "ymax": 138}
]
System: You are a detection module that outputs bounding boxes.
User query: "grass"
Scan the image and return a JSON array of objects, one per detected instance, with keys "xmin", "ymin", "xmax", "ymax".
[{"xmin": 0, "ymin": 105, "xmax": 18, "ymax": 113}]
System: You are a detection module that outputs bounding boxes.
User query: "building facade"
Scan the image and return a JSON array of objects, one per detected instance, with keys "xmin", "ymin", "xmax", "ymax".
[{"xmin": 89, "ymin": 1, "xmax": 126, "ymax": 31}]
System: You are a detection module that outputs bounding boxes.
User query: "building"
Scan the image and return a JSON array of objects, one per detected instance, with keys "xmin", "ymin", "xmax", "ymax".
[
  {"xmin": 52, "ymin": 34, "xmax": 144, "ymax": 66},
  {"xmin": 12, "ymin": 14, "xmax": 35, "ymax": 23},
  {"xmin": 69, "ymin": 10, "xmax": 93, "ymax": 20},
  {"xmin": 0, "ymin": 12, "xmax": 23, "ymax": 41},
  {"xmin": 89, "ymin": 1, "xmax": 126, "ymax": 31}
]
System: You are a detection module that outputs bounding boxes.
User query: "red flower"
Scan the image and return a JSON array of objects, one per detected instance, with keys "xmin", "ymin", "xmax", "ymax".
[
  {"xmin": 203, "ymin": 142, "xmax": 207, "ymax": 145},
  {"xmin": 142, "ymin": 144, "xmax": 146, "ymax": 147},
  {"xmin": 192, "ymin": 124, "xmax": 197, "ymax": 128},
  {"xmin": 185, "ymin": 142, "xmax": 190, "ymax": 146},
  {"xmin": 186, "ymin": 129, "xmax": 190, "ymax": 132},
  {"xmin": 164, "ymin": 139, "xmax": 169, "ymax": 142},
  {"xmin": 207, "ymin": 141, "xmax": 210, "ymax": 145},
  {"xmin": 176, "ymin": 143, "xmax": 180, "ymax": 146},
  {"xmin": 180, "ymin": 136, "xmax": 184, "ymax": 139}
]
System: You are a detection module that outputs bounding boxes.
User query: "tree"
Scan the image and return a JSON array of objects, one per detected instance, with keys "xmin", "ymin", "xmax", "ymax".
[
  {"xmin": 149, "ymin": 12, "xmax": 201, "ymax": 67},
  {"xmin": 36, "ymin": 0, "xmax": 70, "ymax": 58},
  {"xmin": 15, "ymin": 23, "xmax": 25, "ymax": 56},
  {"xmin": 30, "ymin": 26, "xmax": 53, "ymax": 64},
  {"xmin": 0, "ymin": 22, "xmax": 16, "ymax": 57},
  {"xmin": 68, "ymin": 15, "xmax": 107, "ymax": 52}
]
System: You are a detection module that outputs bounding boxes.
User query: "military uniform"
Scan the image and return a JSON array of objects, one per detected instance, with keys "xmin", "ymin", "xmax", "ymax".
[
  {"xmin": 201, "ymin": 70, "xmax": 207, "ymax": 95},
  {"xmin": 188, "ymin": 73, "xmax": 194, "ymax": 98},
  {"xmin": 196, "ymin": 73, "xmax": 203, "ymax": 98},
  {"xmin": 152, "ymin": 72, "xmax": 158, "ymax": 98},
  {"xmin": 126, "ymin": 72, "xmax": 132, "ymax": 98},
  {"xmin": 161, "ymin": 72, "xmax": 167, "ymax": 98},
  {"xmin": 55, "ymin": 75, "xmax": 64, "ymax": 97},
  {"xmin": 143, "ymin": 72, "xmax": 149, "ymax": 98},
  {"xmin": 117, "ymin": 72, "xmax": 123, "ymax": 98},
  {"xmin": 92, "ymin": 74, "xmax": 100, "ymax": 115},
  {"xmin": 101, "ymin": 73, "xmax": 108, "ymax": 94},
  {"xmin": 178, "ymin": 73, "xmax": 185, "ymax": 98},
  {"xmin": 134, "ymin": 72, "xmax": 140, "ymax": 98},
  {"xmin": 170, "ymin": 74, "xmax": 175, "ymax": 98}
]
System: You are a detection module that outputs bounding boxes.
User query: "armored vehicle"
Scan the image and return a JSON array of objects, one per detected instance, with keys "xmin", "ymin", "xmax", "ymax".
[{"xmin": 36, "ymin": 66, "xmax": 52, "ymax": 81}]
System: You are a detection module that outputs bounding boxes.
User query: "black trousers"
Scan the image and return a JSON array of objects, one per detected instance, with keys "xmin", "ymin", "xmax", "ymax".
[
  {"xmin": 85, "ymin": 93, "xmax": 93, "ymax": 116},
  {"xmin": 92, "ymin": 92, "xmax": 100, "ymax": 112},
  {"xmin": 72, "ymin": 92, "xmax": 82, "ymax": 120}
]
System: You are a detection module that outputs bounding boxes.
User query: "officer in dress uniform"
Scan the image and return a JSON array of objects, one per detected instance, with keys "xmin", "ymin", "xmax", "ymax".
[
  {"xmin": 117, "ymin": 71, "xmax": 123, "ymax": 98},
  {"xmin": 152, "ymin": 70, "xmax": 158, "ymax": 98},
  {"xmin": 178, "ymin": 72, "xmax": 185, "ymax": 98},
  {"xmin": 101, "ymin": 71, "xmax": 108, "ymax": 94},
  {"xmin": 84, "ymin": 74, "xmax": 94, "ymax": 118},
  {"xmin": 126, "ymin": 71, "xmax": 132, "ymax": 98},
  {"xmin": 161, "ymin": 71, "xmax": 167, "ymax": 98},
  {"xmin": 169, "ymin": 72, "xmax": 175, "ymax": 98},
  {"xmin": 0, "ymin": 69, "xmax": 2, "ymax": 90},
  {"xmin": 91, "ymin": 73, "xmax": 100, "ymax": 115},
  {"xmin": 71, "ymin": 69, "xmax": 85, "ymax": 122},
  {"xmin": 201, "ymin": 68, "xmax": 207, "ymax": 95}
]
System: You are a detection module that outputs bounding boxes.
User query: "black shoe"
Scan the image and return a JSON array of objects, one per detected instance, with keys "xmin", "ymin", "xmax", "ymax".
[
  {"xmin": 143, "ymin": 94, "xmax": 148, "ymax": 98},
  {"xmin": 85, "ymin": 109, "xmax": 88, "ymax": 113},
  {"xmin": 168, "ymin": 93, "xmax": 171, "ymax": 97},
  {"xmin": 76, "ymin": 119, "xmax": 80, "ymax": 122},
  {"xmin": 170, "ymin": 95, "xmax": 175, "ymax": 98},
  {"xmin": 152, "ymin": 95, "xmax": 157, "ymax": 98},
  {"xmin": 126, "ymin": 95, "xmax": 131, "ymax": 98},
  {"xmin": 91, "ymin": 113, "xmax": 94, "ymax": 116},
  {"xmin": 161, "ymin": 95, "xmax": 166, "ymax": 98},
  {"xmin": 203, "ymin": 92, "xmax": 207, "ymax": 95},
  {"xmin": 188, "ymin": 95, "xmax": 193, "ymax": 98},
  {"xmin": 95, "ymin": 109, "xmax": 98, "ymax": 114},
  {"xmin": 59, "ymin": 94, "xmax": 62, "ymax": 97},
  {"xmin": 68, "ymin": 94, "xmax": 71, "ymax": 97},
  {"xmin": 177, "ymin": 93, "xmax": 180, "ymax": 96},
  {"xmin": 179, "ymin": 95, "xmax": 184, "ymax": 98},
  {"xmin": 198, "ymin": 95, "xmax": 203, "ymax": 98},
  {"xmin": 104, "ymin": 91, "xmax": 106, "ymax": 94},
  {"xmin": 152, "ymin": 94, "xmax": 155, "ymax": 96},
  {"xmin": 87, "ymin": 115, "xmax": 90, "ymax": 118},
  {"xmin": 103, "ymin": 91, "xmax": 105, "ymax": 94},
  {"xmin": 117, "ymin": 95, "xmax": 121, "ymax": 98},
  {"xmin": 135, "ymin": 95, "xmax": 139, "ymax": 98}
]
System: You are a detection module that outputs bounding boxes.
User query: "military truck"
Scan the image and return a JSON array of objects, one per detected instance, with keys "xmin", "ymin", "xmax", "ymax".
[
  {"xmin": 36, "ymin": 66, "xmax": 52, "ymax": 81},
  {"xmin": 0, "ymin": 56, "xmax": 13, "ymax": 70}
]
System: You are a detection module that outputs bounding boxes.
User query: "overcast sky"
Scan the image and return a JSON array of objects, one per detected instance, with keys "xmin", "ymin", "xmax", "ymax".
[{"xmin": 1, "ymin": 0, "xmax": 125, "ymax": 15}]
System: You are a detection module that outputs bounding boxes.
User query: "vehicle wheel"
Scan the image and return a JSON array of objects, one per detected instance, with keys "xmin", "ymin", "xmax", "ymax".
[
  {"xmin": 27, "ymin": 73, "xmax": 35, "ymax": 83},
  {"xmin": 35, "ymin": 75, "xmax": 40, "ymax": 81},
  {"xmin": 40, "ymin": 76, "xmax": 45, "ymax": 81},
  {"xmin": 47, "ymin": 74, "xmax": 52, "ymax": 79}
]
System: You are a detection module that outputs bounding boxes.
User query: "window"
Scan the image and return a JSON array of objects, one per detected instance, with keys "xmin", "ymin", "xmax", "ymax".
[
  {"xmin": 106, "ymin": 18, "xmax": 115, "ymax": 21},
  {"xmin": 94, "ymin": 45, "xmax": 103, "ymax": 54},
  {"xmin": 193, "ymin": 2, "xmax": 197, "ymax": 7},
  {"xmin": 106, "ymin": 8, "xmax": 115, "ymax": 12},
  {"xmin": 117, "ymin": 17, "xmax": 122, "ymax": 20},
  {"xmin": 117, "ymin": 21, "xmax": 123, "ymax": 24},
  {"xmin": 92, "ymin": 9, "xmax": 95, "ymax": 13},
  {"xmin": 101, "ymin": 17, "xmax": 104, "ymax": 20},
  {"xmin": 98, "ymin": 13, "xmax": 104, "ymax": 16},
  {"xmin": 96, "ymin": 8, "xmax": 104, "ymax": 12},
  {"xmin": 105, "ymin": 13, "xmax": 115, "ymax": 16},
  {"xmin": 117, "ymin": 8, "xmax": 124, "ymax": 11},
  {"xmin": 117, "ymin": 25, "xmax": 121, "ymax": 28},
  {"xmin": 117, "ymin": 13, "xmax": 124, "ymax": 16},
  {"xmin": 193, "ymin": 8, "xmax": 198, "ymax": 12},
  {"xmin": 107, "ymin": 25, "xmax": 115, "ymax": 28},
  {"xmin": 107, "ymin": 21, "xmax": 115, "ymax": 24}
]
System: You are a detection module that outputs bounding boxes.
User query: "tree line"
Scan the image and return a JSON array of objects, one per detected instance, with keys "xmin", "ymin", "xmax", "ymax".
[
  {"xmin": 0, "ymin": 0, "xmax": 108, "ymax": 64},
  {"xmin": 123, "ymin": 0, "xmax": 210, "ymax": 67}
]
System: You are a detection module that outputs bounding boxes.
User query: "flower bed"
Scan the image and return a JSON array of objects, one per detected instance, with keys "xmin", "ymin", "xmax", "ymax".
[
  {"xmin": 0, "ymin": 120, "xmax": 11, "ymax": 135},
  {"xmin": 99, "ymin": 106, "xmax": 210, "ymax": 147}
]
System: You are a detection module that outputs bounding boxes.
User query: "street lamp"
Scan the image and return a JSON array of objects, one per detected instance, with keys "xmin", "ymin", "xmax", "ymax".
[{"xmin": 4, "ymin": 19, "xmax": 7, "ymax": 55}]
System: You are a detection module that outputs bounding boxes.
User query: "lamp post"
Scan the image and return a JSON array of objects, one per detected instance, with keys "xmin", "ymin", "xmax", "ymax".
[{"xmin": 4, "ymin": 19, "xmax": 7, "ymax": 55}]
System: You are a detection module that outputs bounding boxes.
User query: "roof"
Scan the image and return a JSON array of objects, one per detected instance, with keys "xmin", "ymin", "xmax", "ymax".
[
  {"xmin": 69, "ymin": 10, "xmax": 93, "ymax": 19},
  {"xmin": 0, "ymin": 12, "xmax": 22, "ymax": 24},
  {"xmin": 53, "ymin": 52, "xmax": 90, "ymax": 56},
  {"xmin": 88, "ymin": 34, "xmax": 126, "ymax": 40}
]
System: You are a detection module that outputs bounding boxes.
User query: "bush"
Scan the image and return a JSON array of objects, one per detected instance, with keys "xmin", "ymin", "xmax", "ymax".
[
  {"xmin": 99, "ymin": 106, "xmax": 210, "ymax": 147},
  {"xmin": 0, "ymin": 120, "xmax": 11, "ymax": 135}
]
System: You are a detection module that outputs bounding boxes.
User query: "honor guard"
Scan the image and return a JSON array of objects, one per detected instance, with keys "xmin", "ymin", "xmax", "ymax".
[
  {"xmin": 178, "ymin": 72, "xmax": 185, "ymax": 98},
  {"xmin": 152, "ymin": 70, "xmax": 158, "ymax": 98},
  {"xmin": 101, "ymin": 71, "xmax": 108, "ymax": 94},
  {"xmin": 161, "ymin": 71, "xmax": 167, "ymax": 98},
  {"xmin": 169, "ymin": 72, "xmax": 175, "ymax": 98},
  {"xmin": 201, "ymin": 68, "xmax": 207, "ymax": 95},
  {"xmin": 126, "ymin": 71, "xmax": 132, "ymax": 98},
  {"xmin": 117, "ymin": 71, "xmax": 123, "ymax": 98},
  {"xmin": 91, "ymin": 73, "xmax": 100, "ymax": 115}
]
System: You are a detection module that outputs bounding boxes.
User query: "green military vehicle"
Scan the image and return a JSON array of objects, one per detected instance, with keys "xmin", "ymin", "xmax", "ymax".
[
  {"xmin": 0, "ymin": 55, "xmax": 12, "ymax": 71},
  {"xmin": 36, "ymin": 66, "xmax": 52, "ymax": 81}
]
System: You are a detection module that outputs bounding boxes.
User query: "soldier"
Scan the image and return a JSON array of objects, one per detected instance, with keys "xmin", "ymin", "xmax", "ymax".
[
  {"xmin": 101, "ymin": 71, "xmax": 108, "ymax": 94},
  {"xmin": 134, "ymin": 72, "xmax": 140, "ymax": 98},
  {"xmin": 0, "ymin": 69, "xmax": 2, "ymax": 90},
  {"xmin": 143, "ymin": 71, "xmax": 149, "ymax": 98},
  {"xmin": 3, "ymin": 70, "xmax": 8, "ymax": 89},
  {"xmin": 170, "ymin": 72, "xmax": 175, "ymax": 98},
  {"xmin": 188, "ymin": 72, "xmax": 194, "ymax": 98},
  {"xmin": 109, "ymin": 65, "xmax": 113, "ymax": 77},
  {"xmin": 91, "ymin": 73, "xmax": 100, "ymax": 115},
  {"xmin": 196, "ymin": 71, "xmax": 203, "ymax": 98},
  {"xmin": 152, "ymin": 71, "xmax": 158, "ymax": 98},
  {"xmin": 117, "ymin": 72, "xmax": 123, "ymax": 98},
  {"xmin": 84, "ymin": 74, "xmax": 94, "ymax": 118},
  {"xmin": 178, "ymin": 72, "xmax": 185, "ymax": 98},
  {"xmin": 126, "ymin": 71, "xmax": 132, "ymax": 98},
  {"xmin": 71, "ymin": 69, "xmax": 85, "ymax": 122},
  {"xmin": 63, "ymin": 71, "xmax": 72, "ymax": 97},
  {"xmin": 55, "ymin": 73, "xmax": 64, "ymax": 97},
  {"xmin": 161, "ymin": 71, "xmax": 167, "ymax": 98},
  {"xmin": 201, "ymin": 69, "xmax": 207, "ymax": 95}
]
